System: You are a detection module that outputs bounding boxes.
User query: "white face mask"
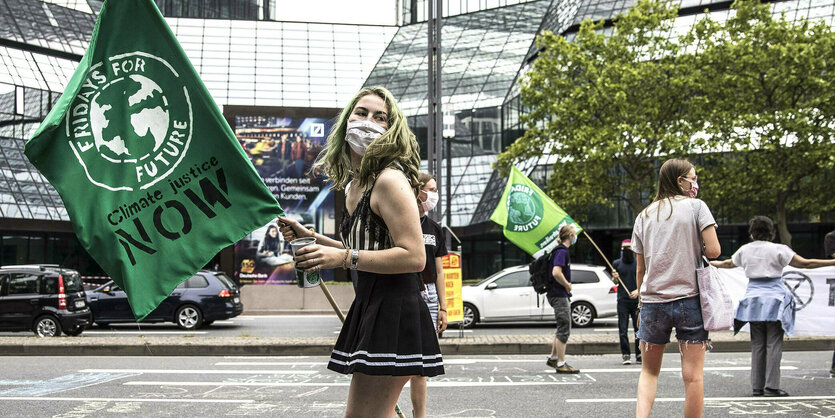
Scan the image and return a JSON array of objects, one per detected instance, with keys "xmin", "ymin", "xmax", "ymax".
[
  {"xmin": 345, "ymin": 120, "xmax": 386, "ymax": 156},
  {"xmin": 421, "ymin": 191, "xmax": 439, "ymax": 212}
]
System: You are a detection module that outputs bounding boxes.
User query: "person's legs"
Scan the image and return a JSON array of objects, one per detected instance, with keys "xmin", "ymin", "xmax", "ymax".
[
  {"xmin": 749, "ymin": 322, "xmax": 767, "ymax": 393},
  {"xmin": 630, "ymin": 301, "xmax": 641, "ymax": 361},
  {"xmin": 764, "ymin": 321, "xmax": 784, "ymax": 391},
  {"xmin": 345, "ymin": 373, "xmax": 410, "ymax": 418},
  {"xmin": 617, "ymin": 301, "xmax": 631, "ymax": 358},
  {"xmin": 636, "ymin": 342, "xmax": 664, "ymax": 418},
  {"xmin": 409, "ymin": 376, "xmax": 427, "ymax": 418},
  {"xmin": 680, "ymin": 342, "xmax": 706, "ymax": 418},
  {"xmin": 551, "ymin": 335, "xmax": 567, "ymax": 360}
]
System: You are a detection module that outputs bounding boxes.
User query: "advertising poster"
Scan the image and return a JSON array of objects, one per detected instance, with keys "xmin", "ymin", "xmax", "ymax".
[
  {"xmin": 231, "ymin": 112, "xmax": 338, "ymax": 285},
  {"xmin": 443, "ymin": 252, "xmax": 464, "ymax": 323}
]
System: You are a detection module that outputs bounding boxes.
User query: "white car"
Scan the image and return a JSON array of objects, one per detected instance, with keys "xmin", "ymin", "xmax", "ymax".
[{"xmin": 461, "ymin": 264, "xmax": 617, "ymax": 328}]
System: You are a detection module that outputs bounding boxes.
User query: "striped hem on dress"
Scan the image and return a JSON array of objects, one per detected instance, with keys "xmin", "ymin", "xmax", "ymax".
[{"xmin": 330, "ymin": 350, "xmax": 444, "ymax": 368}]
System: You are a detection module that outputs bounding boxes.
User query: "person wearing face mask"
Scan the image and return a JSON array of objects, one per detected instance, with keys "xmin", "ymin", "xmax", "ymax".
[
  {"xmin": 545, "ymin": 224, "xmax": 581, "ymax": 374},
  {"xmin": 711, "ymin": 216, "xmax": 835, "ymax": 397},
  {"xmin": 408, "ymin": 171, "xmax": 448, "ymax": 418},
  {"xmin": 611, "ymin": 239, "xmax": 641, "ymax": 365},
  {"xmin": 632, "ymin": 158, "xmax": 720, "ymax": 418},
  {"xmin": 277, "ymin": 87, "xmax": 442, "ymax": 417}
]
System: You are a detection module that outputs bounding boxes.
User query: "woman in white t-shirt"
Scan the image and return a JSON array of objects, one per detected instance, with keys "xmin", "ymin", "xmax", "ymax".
[
  {"xmin": 631, "ymin": 158, "xmax": 720, "ymax": 418},
  {"xmin": 712, "ymin": 216, "xmax": 835, "ymax": 397}
]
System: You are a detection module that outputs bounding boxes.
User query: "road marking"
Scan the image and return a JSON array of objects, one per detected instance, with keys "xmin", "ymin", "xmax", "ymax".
[
  {"xmin": 222, "ymin": 356, "xmax": 313, "ymax": 359},
  {"xmin": 567, "ymin": 395, "xmax": 835, "ymax": 403},
  {"xmin": 124, "ymin": 381, "xmax": 586, "ymax": 387},
  {"xmin": 0, "ymin": 396, "xmax": 253, "ymax": 403},
  {"xmin": 215, "ymin": 362, "xmax": 323, "ymax": 366},
  {"xmin": 83, "ymin": 331, "xmax": 209, "ymax": 335},
  {"xmin": 238, "ymin": 315, "xmax": 339, "ymax": 319},
  {"xmin": 543, "ymin": 366, "xmax": 798, "ymax": 373},
  {"xmin": 79, "ymin": 369, "xmax": 317, "ymax": 375}
]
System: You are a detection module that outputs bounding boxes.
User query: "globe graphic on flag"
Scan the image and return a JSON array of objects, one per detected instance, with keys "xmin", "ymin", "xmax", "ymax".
[
  {"xmin": 508, "ymin": 192, "xmax": 537, "ymax": 225},
  {"xmin": 90, "ymin": 74, "xmax": 170, "ymax": 162}
]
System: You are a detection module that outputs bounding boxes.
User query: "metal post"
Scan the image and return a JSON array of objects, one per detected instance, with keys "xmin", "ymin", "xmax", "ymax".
[{"xmin": 427, "ymin": 0, "xmax": 442, "ymax": 223}]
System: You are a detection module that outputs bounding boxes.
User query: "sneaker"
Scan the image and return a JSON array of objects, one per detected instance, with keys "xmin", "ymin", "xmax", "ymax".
[
  {"xmin": 636, "ymin": 356, "xmax": 642, "ymax": 364},
  {"xmin": 546, "ymin": 358, "xmax": 560, "ymax": 369},
  {"xmin": 622, "ymin": 355, "xmax": 632, "ymax": 365},
  {"xmin": 830, "ymin": 365, "xmax": 835, "ymax": 376},
  {"xmin": 556, "ymin": 363, "xmax": 580, "ymax": 374},
  {"xmin": 752, "ymin": 389, "xmax": 764, "ymax": 396}
]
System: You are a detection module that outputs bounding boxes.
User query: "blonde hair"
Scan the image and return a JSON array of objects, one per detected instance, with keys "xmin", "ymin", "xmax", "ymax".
[
  {"xmin": 558, "ymin": 224, "xmax": 575, "ymax": 243},
  {"xmin": 312, "ymin": 87, "xmax": 421, "ymax": 196}
]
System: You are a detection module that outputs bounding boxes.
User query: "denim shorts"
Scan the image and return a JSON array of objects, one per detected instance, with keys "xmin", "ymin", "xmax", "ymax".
[{"xmin": 636, "ymin": 296, "xmax": 709, "ymax": 345}]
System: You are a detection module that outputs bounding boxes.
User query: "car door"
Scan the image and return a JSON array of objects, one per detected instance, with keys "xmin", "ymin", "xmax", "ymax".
[
  {"xmin": 150, "ymin": 280, "xmax": 188, "ymax": 320},
  {"xmin": 0, "ymin": 273, "xmax": 11, "ymax": 329},
  {"xmin": 480, "ymin": 271, "xmax": 535, "ymax": 320},
  {"xmin": 90, "ymin": 283, "xmax": 134, "ymax": 322},
  {"xmin": 3, "ymin": 272, "xmax": 42, "ymax": 329}
]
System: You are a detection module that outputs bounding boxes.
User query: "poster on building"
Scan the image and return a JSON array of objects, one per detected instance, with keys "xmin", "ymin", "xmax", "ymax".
[
  {"xmin": 231, "ymin": 112, "xmax": 338, "ymax": 285},
  {"xmin": 443, "ymin": 252, "xmax": 464, "ymax": 323}
]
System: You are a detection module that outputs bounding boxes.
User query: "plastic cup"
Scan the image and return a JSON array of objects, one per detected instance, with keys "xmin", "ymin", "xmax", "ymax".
[{"xmin": 290, "ymin": 237, "xmax": 320, "ymax": 288}]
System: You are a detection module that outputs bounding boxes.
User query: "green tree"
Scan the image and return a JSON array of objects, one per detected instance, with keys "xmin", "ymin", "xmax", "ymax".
[
  {"xmin": 496, "ymin": 0, "xmax": 705, "ymax": 216},
  {"xmin": 692, "ymin": 0, "xmax": 835, "ymax": 245}
]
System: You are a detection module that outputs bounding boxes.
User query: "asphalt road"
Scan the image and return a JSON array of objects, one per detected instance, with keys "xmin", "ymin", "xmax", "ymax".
[
  {"xmin": 0, "ymin": 351, "xmax": 832, "ymax": 417},
  {"xmin": 0, "ymin": 315, "xmax": 625, "ymax": 338}
]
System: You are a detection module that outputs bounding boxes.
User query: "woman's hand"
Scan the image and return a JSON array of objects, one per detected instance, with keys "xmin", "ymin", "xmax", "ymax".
[
  {"xmin": 293, "ymin": 244, "xmax": 346, "ymax": 273},
  {"xmin": 437, "ymin": 310, "xmax": 448, "ymax": 333},
  {"xmin": 277, "ymin": 216, "xmax": 312, "ymax": 242}
]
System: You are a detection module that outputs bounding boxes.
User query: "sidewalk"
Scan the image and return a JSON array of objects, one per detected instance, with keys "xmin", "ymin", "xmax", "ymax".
[{"xmin": 0, "ymin": 332, "xmax": 831, "ymax": 356}]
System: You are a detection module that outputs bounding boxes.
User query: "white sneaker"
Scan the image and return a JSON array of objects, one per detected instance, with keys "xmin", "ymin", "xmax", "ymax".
[{"xmin": 622, "ymin": 355, "xmax": 632, "ymax": 365}]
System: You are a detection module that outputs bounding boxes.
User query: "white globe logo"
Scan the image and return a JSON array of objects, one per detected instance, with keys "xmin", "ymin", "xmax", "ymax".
[{"xmin": 89, "ymin": 74, "xmax": 170, "ymax": 162}]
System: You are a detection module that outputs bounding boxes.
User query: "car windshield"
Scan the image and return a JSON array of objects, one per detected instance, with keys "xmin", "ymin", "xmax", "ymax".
[
  {"xmin": 214, "ymin": 272, "xmax": 238, "ymax": 291},
  {"xmin": 472, "ymin": 268, "xmax": 520, "ymax": 287}
]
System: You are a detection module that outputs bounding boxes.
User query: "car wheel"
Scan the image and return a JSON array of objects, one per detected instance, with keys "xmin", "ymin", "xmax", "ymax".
[
  {"xmin": 175, "ymin": 305, "xmax": 203, "ymax": 330},
  {"xmin": 64, "ymin": 325, "xmax": 86, "ymax": 336},
  {"xmin": 571, "ymin": 301, "xmax": 595, "ymax": 328},
  {"xmin": 462, "ymin": 303, "xmax": 479, "ymax": 329},
  {"xmin": 33, "ymin": 315, "xmax": 63, "ymax": 337}
]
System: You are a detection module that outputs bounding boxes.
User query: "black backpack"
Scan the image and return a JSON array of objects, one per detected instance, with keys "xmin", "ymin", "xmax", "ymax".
[{"xmin": 528, "ymin": 250, "xmax": 555, "ymax": 294}]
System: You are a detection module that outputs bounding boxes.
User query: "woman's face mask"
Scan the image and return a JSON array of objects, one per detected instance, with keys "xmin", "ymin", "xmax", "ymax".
[
  {"xmin": 345, "ymin": 120, "xmax": 386, "ymax": 156},
  {"xmin": 680, "ymin": 177, "xmax": 699, "ymax": 198},
  {"xmin": 420, "ymin": 191, "xmax": 439, "ymax": 212}
]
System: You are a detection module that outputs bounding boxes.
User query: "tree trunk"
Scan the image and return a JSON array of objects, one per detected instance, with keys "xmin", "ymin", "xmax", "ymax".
[
  {"xmin": 628, "ymin": 188, "xmax": 644, "ymax": 218},
  {"xmin": 775, "ymin": 191, "xmax": 792, "ymax": 246}
]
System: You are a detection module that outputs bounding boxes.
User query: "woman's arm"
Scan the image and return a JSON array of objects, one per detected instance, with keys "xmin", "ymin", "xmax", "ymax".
[
  {"xmin": 710, "ymin": 259, "xmax": 736, "ymax": 269},
  {"xmin": 788, "ymin": 255, "xmax": 835, "ymax": 269},
  {"xmin": 701, "ymin": 225, "xmax": 720, "ymax": 259},
  {"xmin": 435, "ymin": 256, "xmax": 447, "ymax": 333},
  {"xmin": 635, "ymin": 252, "xmax": 645, "ymax": 305},
  {"xmin": 277, "ymin": 216, "xmax": 344, "ymax": 249}
]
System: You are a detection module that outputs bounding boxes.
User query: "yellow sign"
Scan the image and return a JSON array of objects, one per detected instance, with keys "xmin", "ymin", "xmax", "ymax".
[{"xmin": 442, "ymin": 252, "xmax": 463, "ymax": 323}]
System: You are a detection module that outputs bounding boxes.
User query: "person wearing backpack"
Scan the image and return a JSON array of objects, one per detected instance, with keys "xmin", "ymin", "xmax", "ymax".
[
  {"xmin": 545, "ymin": 224, "xmax": 581, "ymax": 374},
  {"xmin": 612, "ymin": 238, "xmax": 641, "ymax": 365}
]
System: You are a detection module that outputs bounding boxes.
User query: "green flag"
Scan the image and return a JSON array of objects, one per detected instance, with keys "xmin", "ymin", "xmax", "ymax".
[
  {"xmin": 24, "ymin": 0, "xmax": 283, "ymax": 320},
  {"xmin": 490, "ymin": 166, "xmax": 582, "ymax": 256}
]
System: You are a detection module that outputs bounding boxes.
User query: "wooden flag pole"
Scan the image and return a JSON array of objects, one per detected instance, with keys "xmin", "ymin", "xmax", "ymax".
[
  {"xmin": 317, "ymin": 279, "xmax": 406, "ymax": 418},
  {"xmin": 581, "ymin": 230, "xmax": 632, "ymax": 292}
]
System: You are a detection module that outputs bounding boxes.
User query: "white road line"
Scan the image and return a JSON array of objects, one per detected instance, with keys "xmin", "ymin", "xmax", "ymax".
[
  {"xmin": 567, "ymin": 395, "xmax": 835, "ymax": 403},
  {"xmin": 0, "ymin": 396, "xmax": 253, "ymax": 404},
  {"xmin": 222, "ymin": 356, "xmax": 313, "ymax": 359},
  {"xmin": 215, "ymin": 362, "xmax": 323, "ymax": 366},
  {"xmin": 124, "ymin": 381, "xmax": 585, "ymax": 387},
  {"xmin": 239, "ymin": 315, "xmax": 339, "ymax": 319},
  {"xmin": 79, "ymin": 369, "xmax": 317, "ymax": 375},
  {"xmin": 544, "ymin": 366, "xmax": 798, "ymax": 373},
  {"xmin": 83, "ymin": 331, "xmax": 209, "ymax": 335}
]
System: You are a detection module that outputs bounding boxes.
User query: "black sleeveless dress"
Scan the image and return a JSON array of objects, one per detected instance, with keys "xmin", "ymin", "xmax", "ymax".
[{"xmin": 327, "ymin": 180, "xmax": 444, "ymax": 377}]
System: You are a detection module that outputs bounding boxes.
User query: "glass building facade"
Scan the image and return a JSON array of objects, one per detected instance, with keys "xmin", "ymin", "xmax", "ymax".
[{"xmin": 1, "ymin": 0, "xmax": 833, "ymax": 279}]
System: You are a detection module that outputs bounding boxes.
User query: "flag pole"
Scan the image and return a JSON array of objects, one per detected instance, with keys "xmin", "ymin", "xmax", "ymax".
[
  {"xmin": 317, "ymin": 279, "xmax": 406, "ymax": 418},
  {"xmin": 581, "ymin": 230, "xmax": 631, "ymax": 291}
]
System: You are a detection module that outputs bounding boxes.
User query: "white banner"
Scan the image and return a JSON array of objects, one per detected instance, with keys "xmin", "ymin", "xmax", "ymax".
[{"xmin": 717, "ymin": 266, "xmax": 835, "ymax": 337}]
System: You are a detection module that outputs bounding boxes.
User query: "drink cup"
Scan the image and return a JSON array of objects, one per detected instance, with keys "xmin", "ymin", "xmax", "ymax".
[{"xmin": 290, "ymin": 237, "xmax": 320, "ymax": 288}]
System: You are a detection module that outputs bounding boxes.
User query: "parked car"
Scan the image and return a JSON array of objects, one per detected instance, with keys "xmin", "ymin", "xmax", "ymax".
[
  {"xmin": 86, "ymin": 270, "xmax": 243, "ymax": 330},
  {"xmin": 0, "ymin": 265, "xmax": 91, "ymax": 337},
  {"xmin": 461, "ymin": 264, "xmax": 617, "ymax": 328}
]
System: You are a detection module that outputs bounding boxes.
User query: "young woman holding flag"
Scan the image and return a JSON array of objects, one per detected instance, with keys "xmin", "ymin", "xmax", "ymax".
[{"xmin": 277, "ymin": 87, "xmax": 443, "ymax": 417}]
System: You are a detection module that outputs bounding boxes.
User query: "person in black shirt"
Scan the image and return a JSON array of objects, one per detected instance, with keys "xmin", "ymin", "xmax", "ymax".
[
  {"xmin": 612, "ymin": 239, "xmax": 641, "ymax": 365},
  {"xmin": 410, "ymin": 172, "xmax": 448, "ymax": 418}
]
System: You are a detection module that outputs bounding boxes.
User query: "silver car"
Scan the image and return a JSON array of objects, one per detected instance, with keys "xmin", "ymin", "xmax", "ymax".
[{"xmin": 461, "ymin": 264, "xmax": 617, "ymax": 328}]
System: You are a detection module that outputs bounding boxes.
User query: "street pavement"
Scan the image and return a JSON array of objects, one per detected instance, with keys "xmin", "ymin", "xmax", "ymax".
[{"xmin": 0, "ymin": 352, "xmax": 832, "ymax": 417}]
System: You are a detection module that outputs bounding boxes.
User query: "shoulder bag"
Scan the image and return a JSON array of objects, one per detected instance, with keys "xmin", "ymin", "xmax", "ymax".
[{"xmin": 693, "ymin": 200, "xmax": 734, "ymax": 331}]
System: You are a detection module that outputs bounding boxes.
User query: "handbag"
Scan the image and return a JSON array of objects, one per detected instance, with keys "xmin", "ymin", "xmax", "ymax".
[{"xmin": 693, "ymin": 200, "xmax": 734, "ymax": 331}]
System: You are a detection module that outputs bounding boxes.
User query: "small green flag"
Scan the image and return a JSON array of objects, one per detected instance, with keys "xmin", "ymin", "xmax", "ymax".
[
  {"xmin": 490, "ymin": 166, "xmax": 582, "ymax": 256},
  {"xmin": 24, "ymin": 0, "xmax": 283, "ymax": 320}
]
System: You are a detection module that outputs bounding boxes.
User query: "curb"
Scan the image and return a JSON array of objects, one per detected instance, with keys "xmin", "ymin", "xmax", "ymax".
[{"xmin": 0, "ymin": 338, "xmax": 831, "ymax": 356}]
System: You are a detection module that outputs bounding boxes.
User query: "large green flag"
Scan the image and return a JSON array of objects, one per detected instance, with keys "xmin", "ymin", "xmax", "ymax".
[
  {"xmin": 24, "ymin": 0, "xmax": 283, "ymax": 320},
  {"xmin": 490, "ymin": 166, "xmax": 582, "ymax": 256}
]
